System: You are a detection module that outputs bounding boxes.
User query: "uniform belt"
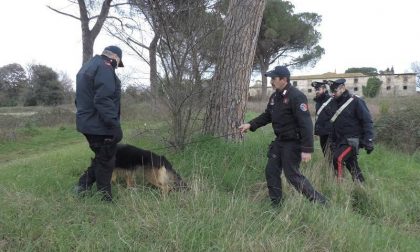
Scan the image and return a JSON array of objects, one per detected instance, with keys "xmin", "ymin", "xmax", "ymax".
[{"xmin": 276, "ymin": 132, "xmax": 301, "ymax": 141}]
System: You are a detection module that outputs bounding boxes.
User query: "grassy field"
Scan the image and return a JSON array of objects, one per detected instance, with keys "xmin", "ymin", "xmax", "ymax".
[{"xmin": 1, "ymin": 108, "xmax": 420, "ymax": 251}]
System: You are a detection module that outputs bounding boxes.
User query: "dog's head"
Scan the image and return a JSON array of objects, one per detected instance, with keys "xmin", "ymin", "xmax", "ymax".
[
  {"xmin": 172, "ymin": 173, "xmax": 189, "ymax": 191},
  {"xmin": 162, "ymin": 160, "xmax": 189, "ymax": 191}
]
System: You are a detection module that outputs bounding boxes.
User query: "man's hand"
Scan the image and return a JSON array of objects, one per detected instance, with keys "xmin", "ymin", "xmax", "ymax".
[
  {"xmin": 365, "ymin": 143, "xmax": 374, "ymax": 154},
  {"xmin": 301, "ymin": 152, "xmax": 312, "ymax": 162},
  {"xmin": 364, "ymin": 139, "xmax": 374, "ymax": 154},
  {"xmin": 105, "ymin": 127, "xmax": 123, "ymax": 144},
  {"xmin": 238, "ymin": 123, "xmax": 251, "ymax": 134}
]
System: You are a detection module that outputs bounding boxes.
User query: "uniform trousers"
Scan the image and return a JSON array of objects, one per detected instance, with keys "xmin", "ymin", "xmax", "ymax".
[
  {"xmin": 265, "ymin": 139, "xmax": 327, "ymax": 205},
  {"xmin": 78, "ymin": 134, "xmax": 117, "ymax": 201},
  {"xmin": 332, "ymin": 144, "xmax": 365, "ymax": 182}
]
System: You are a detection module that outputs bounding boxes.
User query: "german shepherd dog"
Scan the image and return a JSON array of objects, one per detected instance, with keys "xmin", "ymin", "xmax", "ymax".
[{"xmin": 112, "ymin": 144, "xmax": 188, "ymax": 193}]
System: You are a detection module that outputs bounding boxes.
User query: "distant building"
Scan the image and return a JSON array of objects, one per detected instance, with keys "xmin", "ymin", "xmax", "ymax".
[{"xmin": 249, "ymin": 72, "xmax": 418, "ymax": 99}]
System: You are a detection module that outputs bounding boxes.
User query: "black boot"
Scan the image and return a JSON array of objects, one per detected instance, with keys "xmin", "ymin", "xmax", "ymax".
[{"xmin": 311, "ymin": 192, "xmax": 329, "ymax": 206}]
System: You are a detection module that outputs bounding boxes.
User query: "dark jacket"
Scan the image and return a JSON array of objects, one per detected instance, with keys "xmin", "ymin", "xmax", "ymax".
[
  {"xmin": 314, "ymin": 92, "xmax": 335, "ymax": 136},
  {"xmin": 249, "ymin": 83, "xmax": 314, "ymax": 153},
  {"xmin": 75, "ymin": 55, "xmax": 121, "ymax": 135},
  {"xmin": 331, "ymin": 90, "xmax": 374, "ymax": 145}
]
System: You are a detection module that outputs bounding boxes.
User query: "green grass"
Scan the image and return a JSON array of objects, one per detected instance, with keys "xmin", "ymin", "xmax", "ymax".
[
  {"xmin": 0, "ymin": 126, "xmax": 82, "ymax": 162},
  {"xmin": 1, "ymin": 121, "xmax": 420, "ymax": 251}
]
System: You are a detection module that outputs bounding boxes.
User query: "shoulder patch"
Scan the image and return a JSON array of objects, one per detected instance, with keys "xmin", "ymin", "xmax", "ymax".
[{"xmin": 299, "ymin": 103, "xmax": 308, "ymax": 112}]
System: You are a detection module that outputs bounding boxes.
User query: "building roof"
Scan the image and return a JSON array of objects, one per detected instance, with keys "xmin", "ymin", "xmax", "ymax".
[{"xmin": 291, "ymin": 72, "xmax": 416, "ymax": 81}]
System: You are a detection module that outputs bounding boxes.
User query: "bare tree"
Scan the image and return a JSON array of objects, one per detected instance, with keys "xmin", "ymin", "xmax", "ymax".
[
  {"xmin": 204, "ymin": 0, "xmax": 266, "ymax": 141},
  {"xmin": 108, "ymin": 0, "xmax": 222, "ymax": 149},
  {"xmin": 155, "ymin": 0, "xmax": 222, "ymax": 149},
  {"xmin": 105, "ymin": 1, "xmax": 161, "ymax": 97},
  {"xmin": 48, "ymin": 0, "xmax": 126, "ymax": 64},
  {"xmin": 411, "ymin": 61, "xmax": 420, "ymax": 92}
]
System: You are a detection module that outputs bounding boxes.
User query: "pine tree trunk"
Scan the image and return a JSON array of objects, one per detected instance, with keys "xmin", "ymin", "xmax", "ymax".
[
  {"xmin": 204, "ymin": 0, "xmax": 265, "ymax": 141},
  {"xmin": 260, "ymin": 62, "xmax": 270, "ymax": 101}
]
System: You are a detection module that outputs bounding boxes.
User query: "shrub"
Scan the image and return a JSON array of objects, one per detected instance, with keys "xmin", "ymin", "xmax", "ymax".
[
  {"xmin": 375, "ymin": 97, "xmax": 420, "ymax": 153},
  {"xmin": 0, "ymin": 106, "xmax": 75, "ymax": 142},
  {"xmin": 362, "ymin": 77, "xmax": 382, "ymax": 98},
  {"xmin": 32, "ymin": 107, "xmax": 75, "ymax": 127}
]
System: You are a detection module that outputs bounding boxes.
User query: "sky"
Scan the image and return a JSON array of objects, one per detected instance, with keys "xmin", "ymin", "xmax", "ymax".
[{"xmin": 1, "ymin": 0, "xmax": 419, "ymax": 87}]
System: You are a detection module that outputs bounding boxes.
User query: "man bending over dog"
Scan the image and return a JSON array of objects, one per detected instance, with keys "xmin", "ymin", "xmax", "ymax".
[{"xmin": 74, "ymin": 46, "xmax": 124, "ymax": 202}]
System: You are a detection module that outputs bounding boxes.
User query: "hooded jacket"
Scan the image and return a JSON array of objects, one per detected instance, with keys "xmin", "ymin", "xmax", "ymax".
[{"xmin": 75, "ymin": 55, "xmax": 121, "ymax": 135}]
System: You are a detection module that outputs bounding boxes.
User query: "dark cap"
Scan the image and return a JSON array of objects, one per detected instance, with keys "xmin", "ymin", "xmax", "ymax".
[
  {"xmin": 103, "ymin": 46, "xmax": 124, "ymax": 67},
  {"xmin": 264, "ymin": 66, "xmax": 290, "ymax": 78},
  {"xmin": 329, "ymin": 78, "xmax": 346, "ymax": 91},
  {"xmin": 311, "ymin": 80, "xmax": 328, "ymax": 89}
]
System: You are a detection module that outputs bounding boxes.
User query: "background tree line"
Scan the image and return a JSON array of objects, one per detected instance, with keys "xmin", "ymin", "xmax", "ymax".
[{"xmin": 0, "ymin": 63, "xmax": 73, "ymax": 107}]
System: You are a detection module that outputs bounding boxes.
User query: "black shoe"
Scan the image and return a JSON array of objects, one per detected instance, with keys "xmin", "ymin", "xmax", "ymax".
[
  {"xmin": 271, "ymin": 198, "xmax": 284, "ymax": 208},
  {"xmin": 74, "ymin": 185, "xmax": 91, "ymax": 197},
  {"xmin": 315, "ymin": 196, "xmax": 329, "ymax": 206},
  {"xmin": 311, "ymin": 193, "xmax": 329, "ymax": 206},
  {"xmin": 101, "ymin": 194, "xmax": 113, "ymax": 202},
  {"xmin": 100, "ymin": 191, "xmax": 113, "ymax": 202}
]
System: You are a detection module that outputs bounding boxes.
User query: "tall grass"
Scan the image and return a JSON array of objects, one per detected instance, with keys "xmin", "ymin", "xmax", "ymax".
[{"xmin": 1, "ymin": 120, "xmax": 419, "ymax": 251}]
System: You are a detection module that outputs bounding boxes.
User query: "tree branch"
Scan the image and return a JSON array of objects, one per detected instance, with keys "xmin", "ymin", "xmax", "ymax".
[
  {"xmin": 110, "ymin": 2, "xmax": 131, "ymax": 7},
  {"xmin": 91, "ymin": 0, "xmax": 112, "ymax": 40},
  {"xmin": 127, "ymin": 38, "xmax": 150, "ymax": 50},
  {"xmin": 47, "ymin": 5, "xmax": 80, "ymax": 20}
]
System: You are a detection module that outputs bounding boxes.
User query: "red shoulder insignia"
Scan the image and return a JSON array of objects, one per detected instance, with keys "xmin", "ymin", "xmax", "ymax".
[{"xmin": 299, "ymin": 103, "xmax": 308, "ymax": 112}]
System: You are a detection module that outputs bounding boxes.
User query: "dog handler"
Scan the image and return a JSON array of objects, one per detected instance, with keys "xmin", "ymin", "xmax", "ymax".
[
  {"xmin": 74, "ymin": 46, "xmax": 124, "ymax": 202},
  {"xmin": 239, "ymin": 66, "xmax": 327, "ymax": 206}
]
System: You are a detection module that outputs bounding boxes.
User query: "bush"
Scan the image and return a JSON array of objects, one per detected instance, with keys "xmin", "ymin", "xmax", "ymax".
[
  {"xmin": 0, "ymin": 106, "xmax": 75, "ymax": 142},
  {"xmin": 375, "ymin": 97, "xmax": 420, "ymax": 153},
  {"xmin": 362, "ymin": 77, "xmax": 382, "ymax": 98},
  {"xmin": 31, "ymin": 107, "xmax": 75, "ymax": 127}
]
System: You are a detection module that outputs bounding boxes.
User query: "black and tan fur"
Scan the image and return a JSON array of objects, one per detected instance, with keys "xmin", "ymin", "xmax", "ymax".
[{"xmin": 112, "ymin": 144, "xmax": 188, "ymax": 193}]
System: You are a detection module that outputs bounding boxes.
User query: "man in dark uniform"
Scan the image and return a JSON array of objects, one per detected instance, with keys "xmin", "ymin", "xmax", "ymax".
[
  {"xmin": 312, "ymin": 80, "xmax": 335, "ymax": 157},
  {"xmin": 239, "ymin": 66, "xmax": 327, "ymax": 206},
  {"xmin": 75, "ymin": 46, "xmax": 124, "ymax": 201},
  {"xmin": 329, "ymin": 78, "xmax": 374, "ymax": 182}
]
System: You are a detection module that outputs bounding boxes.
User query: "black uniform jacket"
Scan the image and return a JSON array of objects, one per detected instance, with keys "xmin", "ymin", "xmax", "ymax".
[
  {"xmin": 75, "ymin": 55, "xmax": 121, "ymax": 135},
  {"xmin": 314, "ymin": 92, "xmax": 335, "ymax": 136},
  {"xmin": 249, "ymin": 83, "xmax": 314, "ymax": 153},
  {"xmin": 331, "ymin": 90, "xmax": 374, "ymax": 145}
]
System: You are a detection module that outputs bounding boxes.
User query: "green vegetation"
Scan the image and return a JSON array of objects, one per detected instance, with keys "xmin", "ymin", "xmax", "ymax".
[
  {"xmin": 345, "ymin": 67, "xmax": 378, "ymax": 75},
  {"xmin": 0, "ymin": 63, "xmax": 73, "ymax": 107},
  {"xmin": 0, "ymin": 104, "xmax": 419, "ymax": 251},
  {"xmin": 362, "ymin": 77, "xmax": 382, "ymax": 98},
  {"xmin": 375, "ymin": 96, "xmax": 420, "ymax": 153}
]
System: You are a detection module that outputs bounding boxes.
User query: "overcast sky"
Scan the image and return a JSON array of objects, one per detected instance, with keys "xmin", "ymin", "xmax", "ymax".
[{"xmin": 1, "ymin": 0, "xmax": 419, "ymax": 86}]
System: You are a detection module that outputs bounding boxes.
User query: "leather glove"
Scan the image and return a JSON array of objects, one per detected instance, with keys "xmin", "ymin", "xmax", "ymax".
[
  {"xmin": 105, "ymin": 127, "xmax": 123, "ymax": 144},
  {"xmin": 365, "ymin": 141, "xmax": 374, "ymax": 154}
]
